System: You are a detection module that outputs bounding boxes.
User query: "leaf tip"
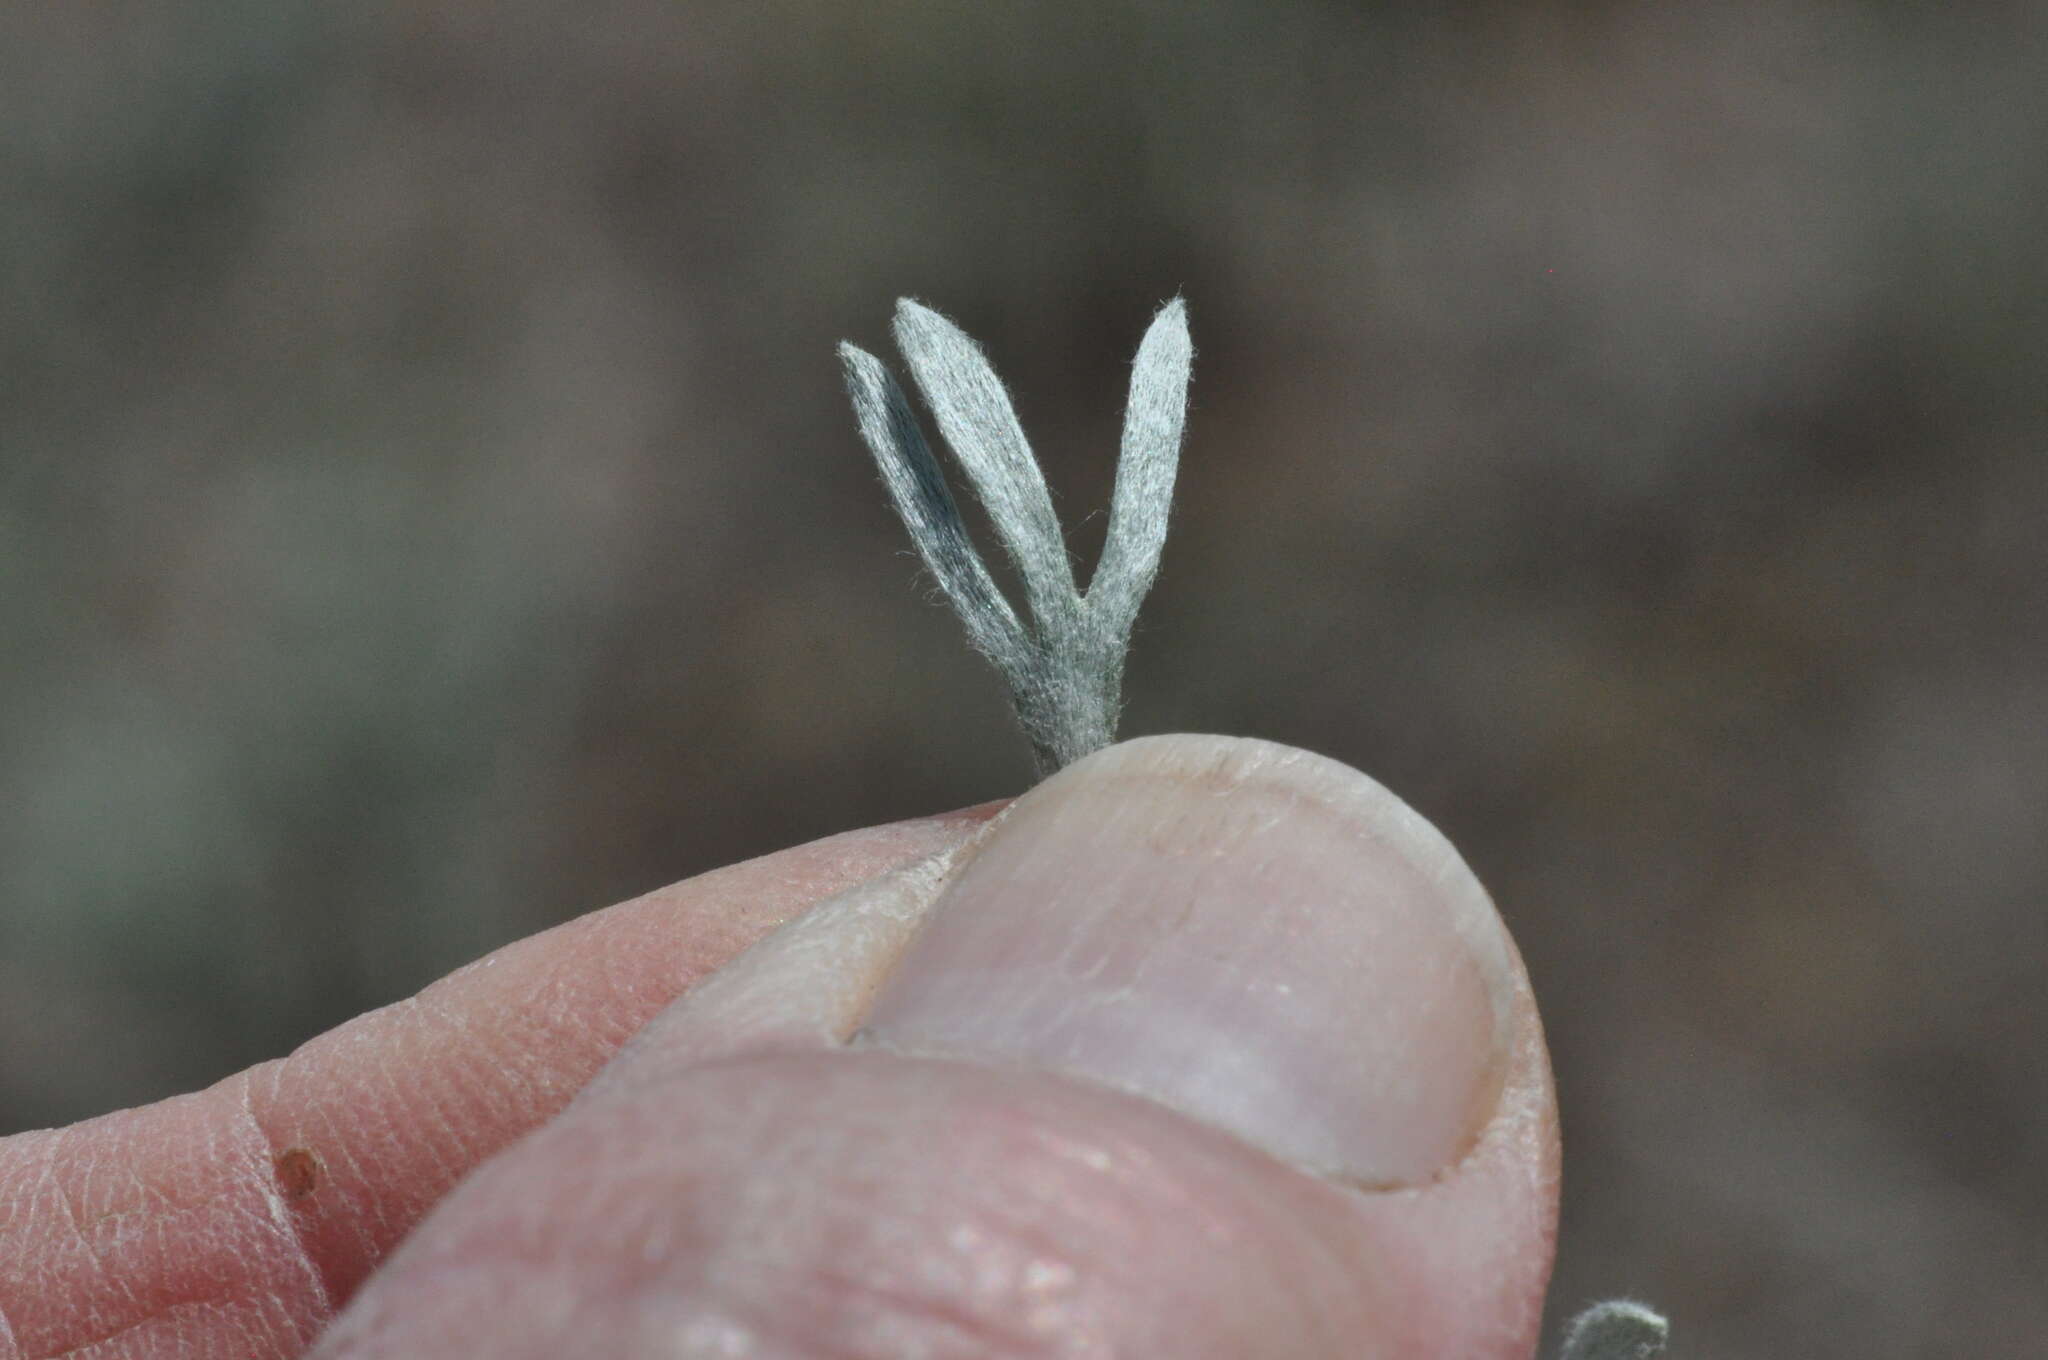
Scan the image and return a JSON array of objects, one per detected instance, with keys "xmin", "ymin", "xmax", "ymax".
[{"xmin": 1559, "ymin": 1300, "xmax": 1669, "ymax": 1360}]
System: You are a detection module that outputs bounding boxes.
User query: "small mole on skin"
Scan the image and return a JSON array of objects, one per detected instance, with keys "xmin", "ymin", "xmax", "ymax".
[{"xmin": 274, "ymin": 1146, "xmax": 324, "ymax": 1202}]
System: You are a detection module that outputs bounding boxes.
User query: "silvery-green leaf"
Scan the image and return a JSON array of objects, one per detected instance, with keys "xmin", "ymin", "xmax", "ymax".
[
  {"xmin": 839, "ymin": 341, "xmax": 1024, "ymax": 662},
  {"xmin": 1089, "ymin": 296, "xmax": 1190, "ymax": 639},
  {"xmin": 891, "ymin": 300, "xmax": 1080, "ymax": 632},
  {"xmin": 1559, "ymin": 1301, "xmax": 1670, "ymax": 1360}
]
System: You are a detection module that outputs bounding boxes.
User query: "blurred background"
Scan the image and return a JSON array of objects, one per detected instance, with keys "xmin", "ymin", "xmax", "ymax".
[{"xmin": 3, "ymin": 2, "xmax": 2044, "ymax": 1355}]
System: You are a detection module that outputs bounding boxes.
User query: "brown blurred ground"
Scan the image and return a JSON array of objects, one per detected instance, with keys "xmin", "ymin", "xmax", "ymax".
[{"xmin": 3, "ymin": 3, "xmax": 2045, "ymax": 1356}]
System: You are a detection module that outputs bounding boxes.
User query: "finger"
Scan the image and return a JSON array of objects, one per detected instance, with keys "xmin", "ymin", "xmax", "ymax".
[
  {"xmin": 0, "ymin": 803, "xmax": 1002, "ymax": 1360},
  {"xmin": 313, "ymin": 737, "xmax": 1559, "ymax": 1358}
]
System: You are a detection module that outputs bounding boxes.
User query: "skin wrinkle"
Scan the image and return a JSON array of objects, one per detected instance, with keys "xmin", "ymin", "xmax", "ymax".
[
  {"xmin": 0, "ymin": 1137, "xmax": 72, "ymax": 1356},
  {"xmin": 244, "ymin": 1056, "xmax": 393, "ymax": 1277},
  {"xmin": 28, "ymin": 1116, "xmax": 314, "ymax": 1360},
  {"xmin": 374, "ymin": 986, "xmax": 548, "ymax": 1180},
  {"xmin": 824, "ymin": 851, "xmax": 972, "ymax": 1035},
  {"xmin": 399, "ymin": 995, "xmax": 518, "ymax": 1144},
  {"xmin": 536, "ymin": 913, "xmax": 666, "ymax": 1047},
  {"xmin": 213, "ymin": 1086, "xmax": 330, "ymax": 1349},
  {"xmin": 39, "ymin": 1128, "xmax": 136, "ymax": 1350},
  {"xmin": 42, "ymin": 1292, "xmax": 263, "ymax": 1360},
  {"xmin": 39, "ymin": 1133, "xmax": 105, "ymax": 1309},
  {"xmin": 232, "ymin": 1077, "xmax": 334, "ymax": 1325},
  {"xmin": 224, "ymin": 992, "xmax": 525, "ymax": 1343}
]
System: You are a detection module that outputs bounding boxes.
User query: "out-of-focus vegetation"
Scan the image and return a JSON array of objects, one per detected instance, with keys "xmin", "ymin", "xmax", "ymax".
[{"xmin": 3, "ymin": 3, "xmax": 2044, "ymax": 1355}]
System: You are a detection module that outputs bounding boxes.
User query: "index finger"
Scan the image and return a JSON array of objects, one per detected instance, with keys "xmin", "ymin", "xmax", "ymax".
[{"xmin": 0, "ymin": 803, "xmax": 1002, "ymax": 1360}]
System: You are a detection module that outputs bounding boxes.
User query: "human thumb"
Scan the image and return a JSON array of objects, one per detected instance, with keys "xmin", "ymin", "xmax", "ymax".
[{"xmin": 310, "ymin": 736, "xmax": 1558, "ymax": 1358}]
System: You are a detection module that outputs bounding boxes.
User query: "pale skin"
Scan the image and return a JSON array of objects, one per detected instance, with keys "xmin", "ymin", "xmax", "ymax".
[{"xmin": 0, "ymin": 735, "xmax": 1560, "ymax": 1358}]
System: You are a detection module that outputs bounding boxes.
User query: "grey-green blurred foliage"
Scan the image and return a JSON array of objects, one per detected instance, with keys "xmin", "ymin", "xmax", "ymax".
[{"xmin": 3, "ymin": 3, "xmax": 2044, "ymax": 1356}]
